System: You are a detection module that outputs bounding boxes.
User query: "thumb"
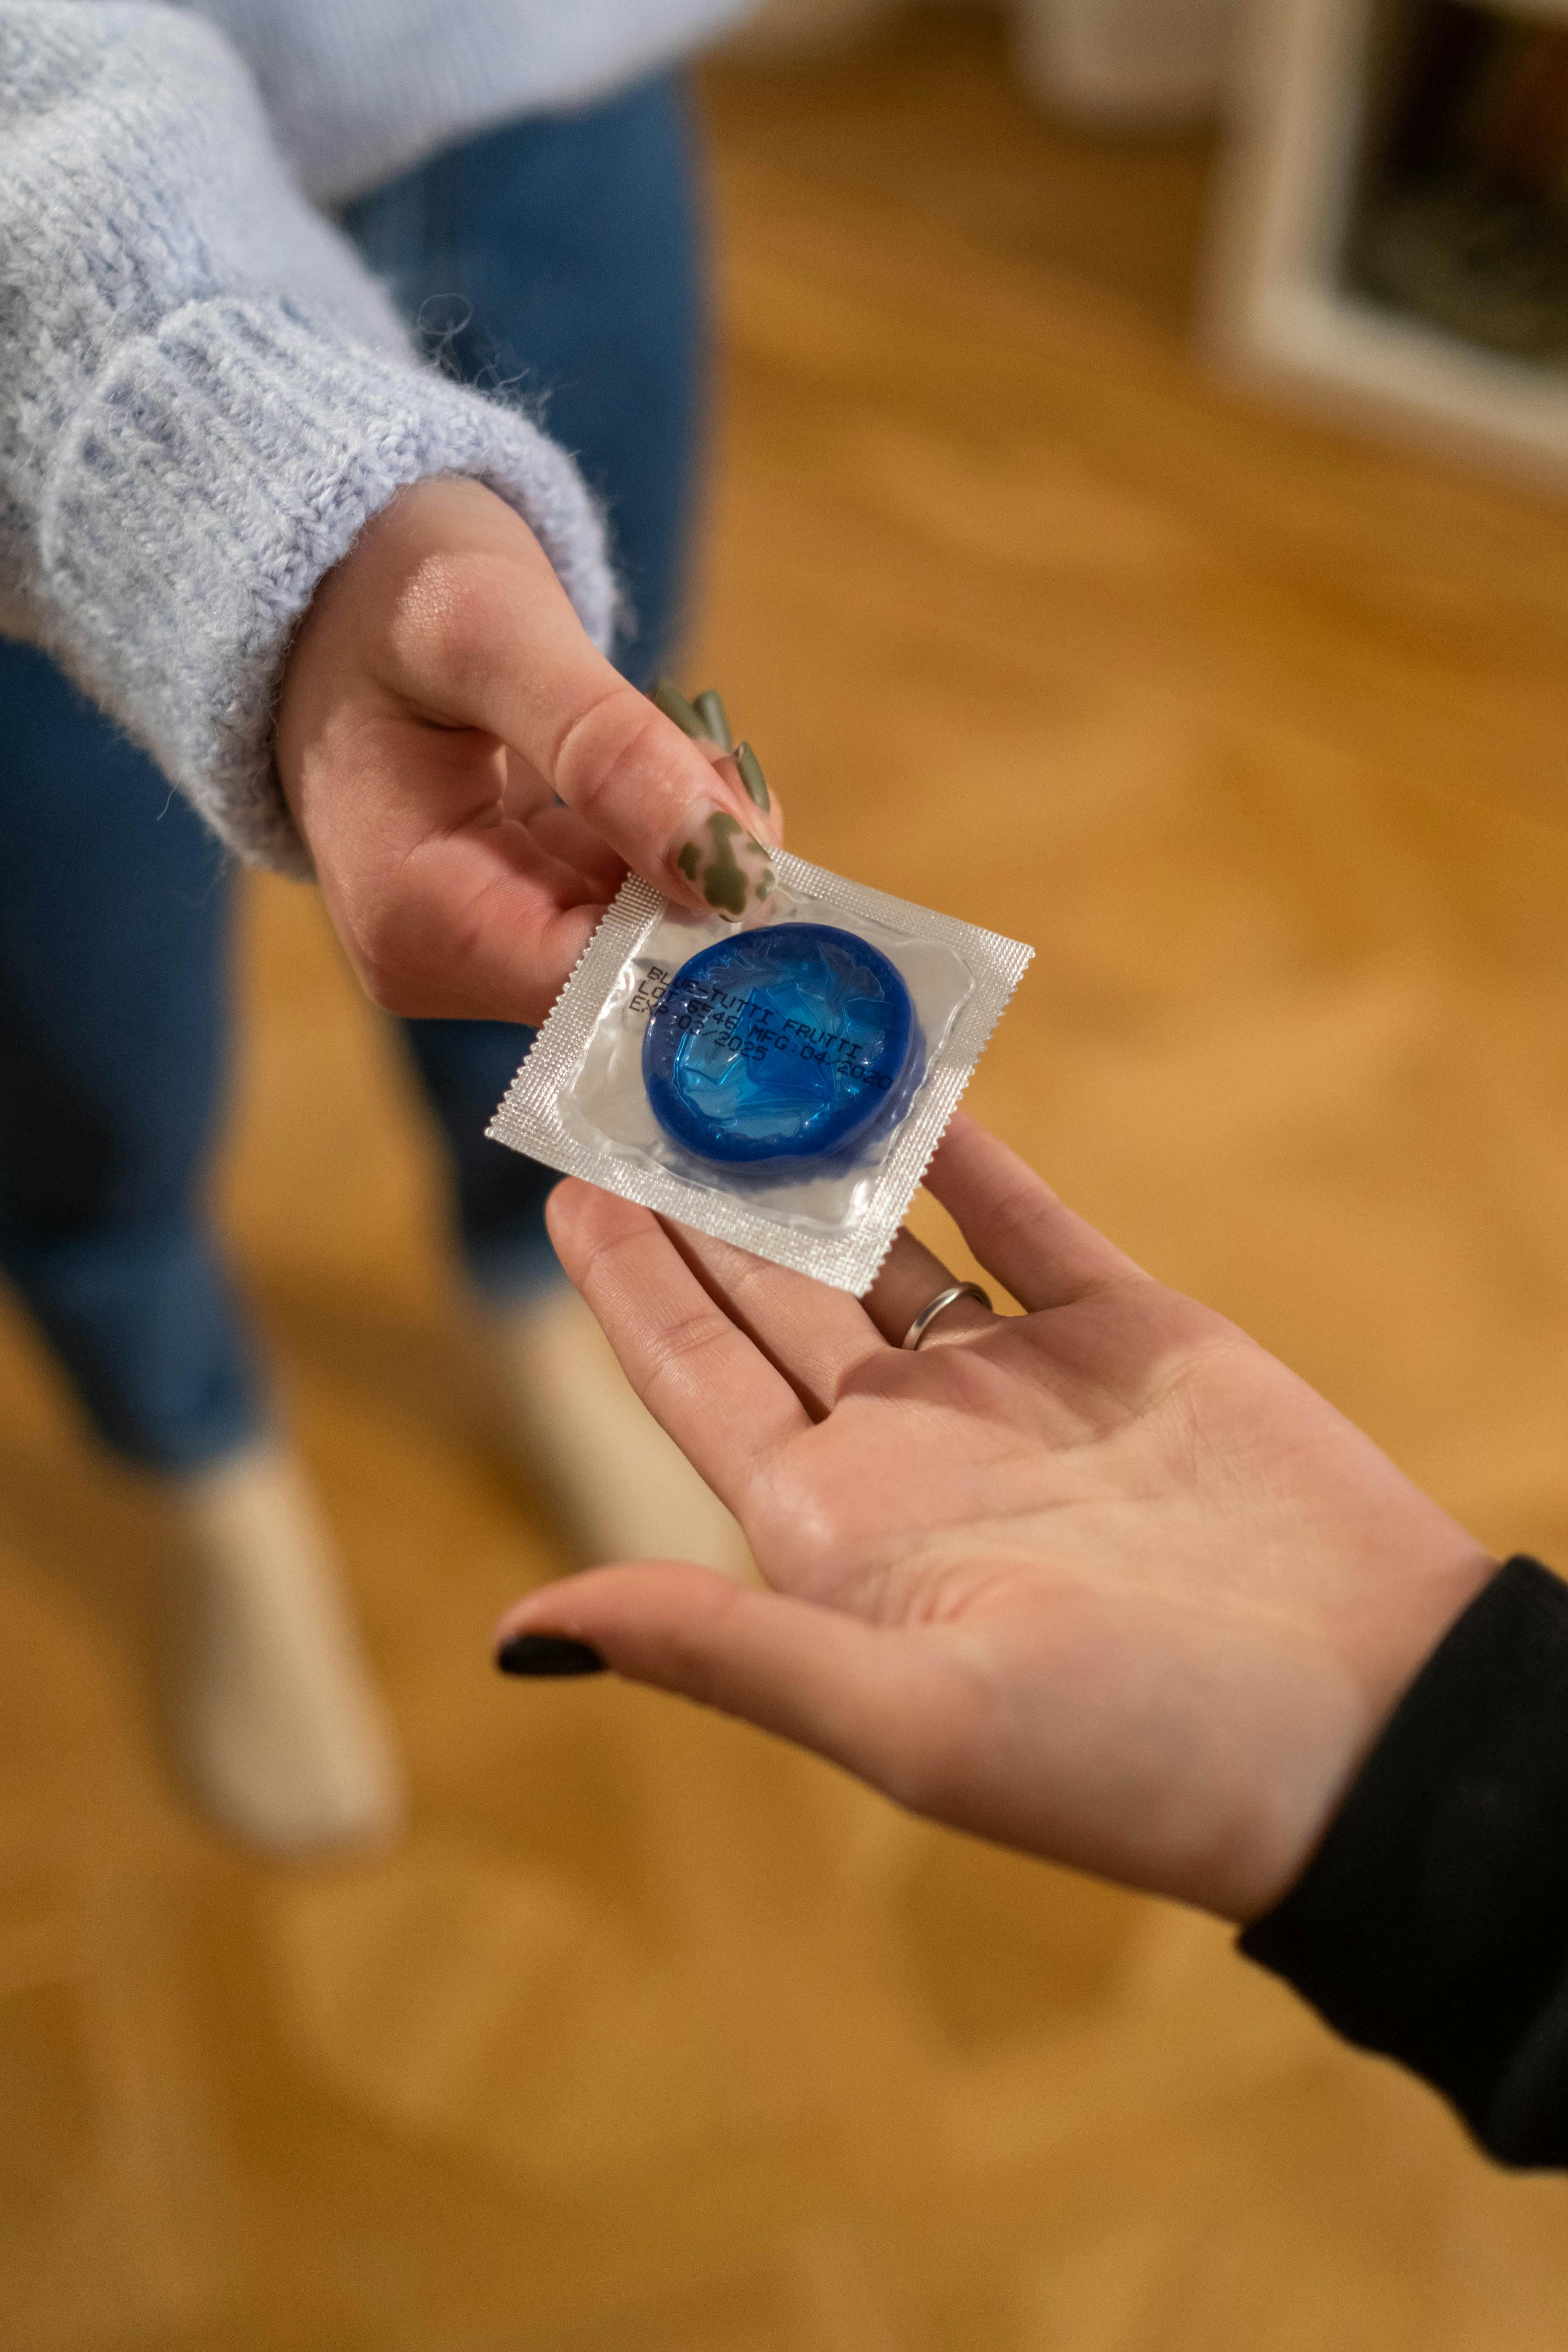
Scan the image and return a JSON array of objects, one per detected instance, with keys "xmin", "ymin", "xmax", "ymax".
[
  {"xmin": 492, "ymin": 1563, "xmax": 956, "ymax": 1806},
  {"xmin": 404, "ymin": 497, "xmax": 780, "ymax": 922}
]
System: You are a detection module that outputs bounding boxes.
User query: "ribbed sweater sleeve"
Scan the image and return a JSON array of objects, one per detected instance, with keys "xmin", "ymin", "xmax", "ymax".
[
  {"xmin": 0, "ymin": 3, "xmax": 617, "ymax": 870},
  {"xmin": 1240, "ymin": 1557, "xmax": 1568, "ymax": 2167}
]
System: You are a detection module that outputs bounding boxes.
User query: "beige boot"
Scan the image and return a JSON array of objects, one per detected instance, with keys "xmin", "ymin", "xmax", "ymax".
[
  {"xmin": 473, "ymin": 1281, "xmax": 753, "ymax": 1578},
  {"xmin": 164, "ymin": 1444, "xmax": 405, "ymax": 1858}
]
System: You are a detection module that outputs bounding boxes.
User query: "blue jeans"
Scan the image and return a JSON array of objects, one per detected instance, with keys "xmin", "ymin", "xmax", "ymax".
[{"xmin": 0, "ymin": 76, "xmax": 705, "ymax": 1472}]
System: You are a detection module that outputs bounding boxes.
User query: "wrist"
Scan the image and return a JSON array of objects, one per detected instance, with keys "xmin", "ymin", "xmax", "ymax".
[{"xmin": 1233, "ymin": 1532, "xmax": 1499, "ymax": 1924}]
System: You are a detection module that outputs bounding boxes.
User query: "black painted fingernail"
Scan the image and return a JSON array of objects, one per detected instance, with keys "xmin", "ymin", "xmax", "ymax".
[
  {"xmin": 735, "ymin": 741, "xmax": 770, "ymax": 815},
  {"xmin": 694, "ymin": 689, "xmax": 733, "ymax": 751},
  {"xmin": 495, "ymin": 1633, "xmax": 606, "ymax": 1678},
  {"xmin": 652, "ymin": 680, "xmax": 708, "ymax": 742}
]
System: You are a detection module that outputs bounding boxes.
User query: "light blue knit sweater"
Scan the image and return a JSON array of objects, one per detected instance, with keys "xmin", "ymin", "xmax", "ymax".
[{"xmin": 0, "ymin": 1, "xmax": 748, "ymax": 869}]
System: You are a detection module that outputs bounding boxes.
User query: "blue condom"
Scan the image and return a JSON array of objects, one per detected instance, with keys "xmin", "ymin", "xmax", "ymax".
[{"xmin": 643, "ymin": 922, "xmax": 922, "ymax": 1169}]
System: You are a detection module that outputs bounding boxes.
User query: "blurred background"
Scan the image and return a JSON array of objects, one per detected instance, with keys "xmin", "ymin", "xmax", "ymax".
[{"xmin": 4, "ymin": 2, "xmax": 1568, "ymax": 2344}]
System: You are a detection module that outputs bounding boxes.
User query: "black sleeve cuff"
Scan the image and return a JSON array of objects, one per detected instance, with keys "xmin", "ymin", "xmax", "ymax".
[{"xmin": 1239, "ymin": 1556, "xmax": 1568, "ymax": 2167}]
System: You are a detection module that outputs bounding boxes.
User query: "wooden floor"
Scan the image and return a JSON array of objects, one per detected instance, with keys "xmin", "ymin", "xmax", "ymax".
[{"xmin": 6, "ymin": 11, "xmax": 1568, "ymax": 2345}]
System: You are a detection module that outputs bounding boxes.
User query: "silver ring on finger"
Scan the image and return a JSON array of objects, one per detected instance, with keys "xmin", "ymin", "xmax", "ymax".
[{"xmin": 900, "ymin": 1281, "xmax": 993, "ymax": 1351}]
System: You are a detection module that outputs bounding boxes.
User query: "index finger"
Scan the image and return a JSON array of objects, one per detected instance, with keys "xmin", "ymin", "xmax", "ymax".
[
  {"xmin": 662, "ymin": 1221, "xmax": 889, "ymax": 1417},
  {"xmin": 924, "ymin": 1115, "xmax": 1144, "ymax": 1312},
  {"xmin": 546, "ymin": 1181, "xmax": 810, "ymax": 1513}
]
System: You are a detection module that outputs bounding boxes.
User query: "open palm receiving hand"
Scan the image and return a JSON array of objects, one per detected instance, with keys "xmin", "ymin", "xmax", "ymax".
[{"xmin": 496, "ymin": 1116, "xmax": 1494, "ymax": 1923}]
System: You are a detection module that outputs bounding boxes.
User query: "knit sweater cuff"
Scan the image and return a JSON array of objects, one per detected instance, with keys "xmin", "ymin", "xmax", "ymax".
[{"xmin": 40, "ymin": 295, "xmax": 618, "ymax": 873}]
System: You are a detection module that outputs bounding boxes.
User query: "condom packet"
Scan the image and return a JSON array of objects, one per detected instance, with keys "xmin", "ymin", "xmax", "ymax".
[{"xmin": 487, "ymin": 851, "xmax": 1033, "ymax": 1296}]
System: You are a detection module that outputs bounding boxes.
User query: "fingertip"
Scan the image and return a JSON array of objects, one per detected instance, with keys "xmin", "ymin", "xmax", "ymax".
[
  {"xmin": 492, "ymin": 1561, "xmax": 743, "ymax": 1671},
  {"xmin": 493, "ymin": 1574, "xmax": 581, "ymax": 1654},
  {"xmin": 926, "ymin": 1108, "xmax": 991, "ymax": 1188},
  {"xmin": 544, "ymin": 1176, "xmax": 659, "ymax": 1273},
  {"xmin": 712, "ymin": 750, "xmax": 781, "ymax": 849},
  {"xmin": 543, "ymin": 1175, "xmax": 595, "ymax": 1239}
]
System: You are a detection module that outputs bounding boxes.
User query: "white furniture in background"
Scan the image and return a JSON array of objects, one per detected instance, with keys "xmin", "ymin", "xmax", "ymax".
[
  {"xmin": 734, "ymin": 0, "xmax": 1568, "ymax": 489},
  {"xmin": 1206, "ymin": 0, "xmax": 1568, "ymax": 491},
  {"xmin": 1012, "ymin": 0, "xmax": 1236, "ymax": 121},
  {"xmin": 735, "ymin": 0, "xmax": 1236, "ymax": 120}
]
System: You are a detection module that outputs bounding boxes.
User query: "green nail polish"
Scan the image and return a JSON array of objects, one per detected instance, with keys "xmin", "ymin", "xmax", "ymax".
[
  {"xmin": 693, "ymin": 689, "xmax": 733, "ymax": 751},
  {"xmin": 701, "ymin": 812, "xmax": 750, "ymax": 917},
  {"xmin": 673, "ymin": 808, "xmax": 775, "ymax": 919},
  {"xmin": 735, "ymin": 741, "xmax": 770, "ymax": 815},
  {"xmin": 652, "ymin": 680, "xmax": 707, "ymax": 742}
]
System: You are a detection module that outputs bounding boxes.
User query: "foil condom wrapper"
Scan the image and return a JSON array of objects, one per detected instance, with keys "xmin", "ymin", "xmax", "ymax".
[{"xmin": 487, "ymin": 851, "xmax": 1033, "ymax": 1296}]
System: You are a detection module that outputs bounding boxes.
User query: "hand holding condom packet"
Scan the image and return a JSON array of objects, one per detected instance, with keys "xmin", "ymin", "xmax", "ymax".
[{"xmin": 487, "ymin": 688, "xmax": 1033, "ymax": 1296}]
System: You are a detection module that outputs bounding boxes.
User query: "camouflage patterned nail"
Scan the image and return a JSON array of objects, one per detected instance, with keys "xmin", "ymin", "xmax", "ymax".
[
  {"xmin": 693, "ymin": 689, "xmax": 733, "ymax": 751},
  {"xmin": 673, "ymin": 806, "xmax": 775, "ymax": 919}
]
